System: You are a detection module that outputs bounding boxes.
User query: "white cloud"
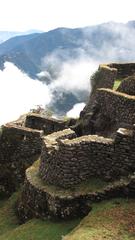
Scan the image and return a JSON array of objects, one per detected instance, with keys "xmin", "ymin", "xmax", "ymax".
[
  {"xmin": 43, "ymin": 49, "xmax": 98, "ymax": 93},
  {"xmin": 0, "ymin": 62, "xmax": 51, "ymax": 125},
  {"xmin": 48, "ymin": 56, "xmax": 98, "ymax": 93},
  {"xmin": 66, "ymin": 103, "xmax": 86, "ymax": 118},
  {"xmin": 0, "ymin": 57, "xmax": 97, "ymax": 125}
]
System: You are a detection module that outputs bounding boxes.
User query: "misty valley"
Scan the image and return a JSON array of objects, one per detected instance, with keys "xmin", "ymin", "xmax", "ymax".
[{"xmin": 1, "ymin": 21, "xmax": 135, "ymax": 124}]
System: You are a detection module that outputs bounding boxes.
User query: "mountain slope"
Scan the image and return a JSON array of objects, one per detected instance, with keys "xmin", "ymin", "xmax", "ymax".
[
  {"xmin": 0, "ymin": 28, "xmax": 85, "ymax": 78},
  {"xmin": 0, "ymin": 21, "xmax": 135, "ymax": 79},
  {"xmin": 0, "ymin": 30, "xmax": 42, "ymax": 44},
  {"xmin": 1, "ymin": 21, "xmax": 135, "ymax": 115}
]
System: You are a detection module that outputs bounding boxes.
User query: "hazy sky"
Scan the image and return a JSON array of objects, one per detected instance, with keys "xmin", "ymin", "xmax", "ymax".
[{"xmin": 0, "ymin": 0, "xmax": 135, "ymax": 31}]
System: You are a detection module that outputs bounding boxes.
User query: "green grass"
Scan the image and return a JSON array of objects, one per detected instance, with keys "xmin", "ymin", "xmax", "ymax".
[
  {"xmin": 0, "ymin": 192, "xmax": 80, "ymax": 240},
  {"xmin": 113, "ymin": 79, "xmax": 121, "ymax": 90},
  {"xmin": 64, "ymin": 198, "xmax": 135, "ymax": 240},
  {"xmin": 0, "ymin": 192, "xmax": 135, "ymax": 240},
  {"xmin": 0, "ymin": 192, "xmax": 19, "ymax": 236},
  {"xmin": 0, "ymin": 219, "xmax": 80, "ymax": 240}
]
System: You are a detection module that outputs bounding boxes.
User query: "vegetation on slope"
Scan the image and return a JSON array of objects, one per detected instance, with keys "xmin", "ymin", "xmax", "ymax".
[
  {"xmin": 64, "ymin": 198, "xmax": 135, "ymax": 240},
  {"xmin": 1, "ymin": 191, "xmax": 135, "ymax": 240},
  {"xmin": 113, "ymin": 79, "xmax": 121, "ymax": 90},
  {"xmin": 0, "ymin": 193, "xmax": 80, "ymax": 240}
]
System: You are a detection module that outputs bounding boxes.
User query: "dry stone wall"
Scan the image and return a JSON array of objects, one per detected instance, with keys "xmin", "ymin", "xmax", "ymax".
[
  {"xmin": 0, "ymin": 114, "xmax": 75, "ymax": 196},
  {"xmin": 17, "ymin": 62, "xmax": 135, "ymax": 221},
  {"xmin": 95, "ymin": 65, "xmax": 117, "ymax": 89},
  {"xmin": 77, "ymin": 88, "xmax": 135, "ymax": 136},
  {"xmin": 94, "ymin": 88, "xmax": 135, "ymax": 135},
  {"xmin": 108, "ymin": 63, "xmax": 135, "ymax": 79},
  {"xmin": 0, "ymin": 123, "xmax": 43, "ymax": 195},
  {"xmin": 25, "ymin": 113, "xmax": 67, "ymax": 134},
  {"xmin": 79, "ymin": 63, "xmax": 135, "ymax": 136},
  {"xmin": 17, "ymin": 161, "xmax": 135, "ymax": 222},
  {"xmin": 89, "ymin": 65, "xmax": 117, "ymax": 104},
  {"xmin": 117, "ymin": 75, "xmax": 135, "ymax": 95},
  {"xmin": 39, "ymin": 126, "xmax": 135, "ymax": 188}
]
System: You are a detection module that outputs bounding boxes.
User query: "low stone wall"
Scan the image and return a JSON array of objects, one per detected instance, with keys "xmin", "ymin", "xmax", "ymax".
[
  {"xmin": 92, "ymin": 65, "xmax": 117, "ymax": 89},
  {"xmin": 17, "ymin": 161, "xmax": 92, "ymax": 222},
  {"xmin": 77, "ymin": 88, "xmax": 135, "ymax": 136},
  {"xmin": 108, "ymin": 63, "xmax": 135, "ymax": 79},
  {"xmin": 39, "ymin": 129, "xmax": 77, "ymax": 187},
  {"xmin": 25, "ymin": 113, "xmax": 67, "ymax": 134},
  {"xmin": 39, "ymin": 127, "xmax": 135, "ymax": 188},
  {"xmin": 95, "ymin": 88, "xmax": 135, "ymax": 133},
  {"xmin": 98, "ymin": 88, "xmax": 135, "ymax": 120},
  {"xmin": 89, "ymin": 65, "xmax": 117, "ymax": 105},
  {"xmin": 117, "ymin": 75, "xmax": 135, "ymax": 95},
  {"xmin": 17, "ymin": 160, "xmax": 135, "ymax": 222},
  {"xmin": 80, "ymin": 63, "xmax": 135, "ymax": 135},
  {"xmin": 0, "ymin": 123, "xmax": 43, "ymax": 196}
]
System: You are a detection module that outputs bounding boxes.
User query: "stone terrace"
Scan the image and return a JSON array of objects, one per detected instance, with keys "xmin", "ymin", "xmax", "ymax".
[{"xmin": 39, "ymin": 126, "xmax": 135, "ymax": 188}]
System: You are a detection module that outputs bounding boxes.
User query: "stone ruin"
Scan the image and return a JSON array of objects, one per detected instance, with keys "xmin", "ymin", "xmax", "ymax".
[
  {"xmin": 76, "ymin": 63, "xmax": 135, "ymax": 136},
  {"xmin": 1, "ymin": 63, "xmax": 135, "ymax": 221},
  {"xmin": 0, "ymin": 114, "xmax": 71, "ymax": 196}
]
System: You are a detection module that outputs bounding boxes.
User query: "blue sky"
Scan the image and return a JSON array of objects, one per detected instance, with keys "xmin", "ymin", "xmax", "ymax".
[{"xmin": 0, "ymin": 0, "xmax": 135, "ymax": 31}]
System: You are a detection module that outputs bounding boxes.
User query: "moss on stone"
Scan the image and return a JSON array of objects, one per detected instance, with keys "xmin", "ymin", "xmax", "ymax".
[
  {"xmin": 113, "ymin": 79, "xmax": 121, "ymax": 90},
  {"xmin": 26, "ymin": 160, "xmax": 109, "ymax": 198}
]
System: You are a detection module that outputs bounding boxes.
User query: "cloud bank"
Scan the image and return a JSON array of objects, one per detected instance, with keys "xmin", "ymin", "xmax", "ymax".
[
  {"xmin": 0, "ymin": 62, "xmax": 51, "ymax": 125},
  {"xmin": 40, "ymin": 51, "xmax": 98, "ymax": 116},
  {"xmin": 49, "ymin": 57, "xmax": 97, "ymax": 93},
  {"xmin": 41, "ymin": 48, "xmax": 98, "ymax": 90},
  {"xmin": 0, "ymin": 59, "xmax": 95, "ymax": 125}
]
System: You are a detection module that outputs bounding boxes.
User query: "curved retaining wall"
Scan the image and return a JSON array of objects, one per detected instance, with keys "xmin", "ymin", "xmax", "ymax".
[
  {"xmin": 18, "ymin": 162, "xmax": 92, "ymax": 222},
  {"xmin": 39, "ymin": 126, "xmax": 135, "ymax": 188},
  {"xmin": 17, "ymin": 160, "xmax": 135, "ymax": 222}
]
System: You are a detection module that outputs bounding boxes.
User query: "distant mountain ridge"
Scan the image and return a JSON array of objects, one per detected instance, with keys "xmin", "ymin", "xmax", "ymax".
[
  {"xmin": 1, "ymin": 21, "xmax": 135, "ymax": 114},
  {"xmin": 0, "ymin": 30, "xmax": 42, "ymax": 44},
  {"xmin": 0, "ymin": 21, "xmax": 135, "ymax": 79}
]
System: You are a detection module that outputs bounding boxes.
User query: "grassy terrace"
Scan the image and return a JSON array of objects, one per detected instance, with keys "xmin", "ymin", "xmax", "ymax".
[
  {"xmin": 113, "ymin": 79, "xmax": 121, "ymax": 90},
  {"xmin": 0, "ymin": 193, "xmax": 134, "ymax": 240},
  {"xmin": 64, "ymin": 198, "xmax": 135, "ymax": 240},
  {"xmin": 0, "ymin": 193, "xmax": 80, "ymax": 240},
  {"xmin": 27, "ymin": 160, "xmax": 108, "ymax": 198}
]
